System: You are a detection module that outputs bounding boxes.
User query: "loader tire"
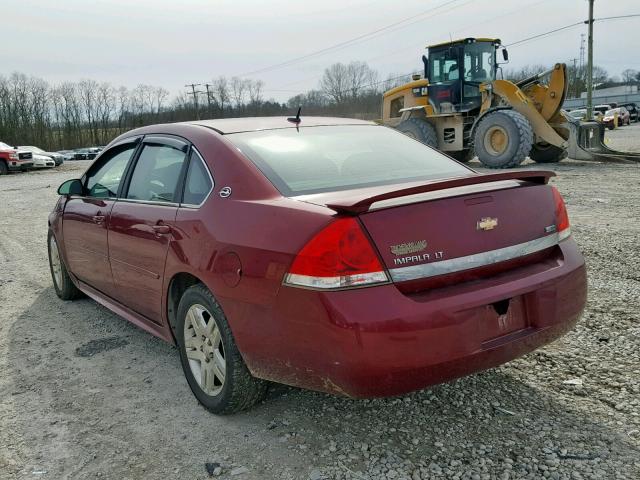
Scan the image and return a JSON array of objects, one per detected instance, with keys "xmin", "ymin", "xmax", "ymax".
[
  {"xmin": 449, "ymin": 149, "xmax": 475, "ymax": 163},
  {"xmin": 474, "ymin": 110, "xmax": 533, "ymax": 169},
  {"xmin": 529, "ymin": 143, "xmax": 567, "ymax": 163},
  {"xmin": 396, "ymin": 118, "xmax": 438, "ymax": 148}
]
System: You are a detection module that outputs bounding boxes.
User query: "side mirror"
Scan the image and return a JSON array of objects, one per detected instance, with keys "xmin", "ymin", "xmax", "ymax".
[
  {"xmin": 422, "ymin": 55, "xmax": 429, "ymax": 80},
  {"xmin": 58, "ymin": 178, "xmax": 83, "ymax": 196},
  {"xmin": 502, "ymin": 49, "xmax": 509, "ymax": 62}
]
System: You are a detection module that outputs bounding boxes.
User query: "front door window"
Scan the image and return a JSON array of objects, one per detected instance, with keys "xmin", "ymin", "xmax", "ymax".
[{"xmin": 85, "ymin": 145, "xmax": 137, "ymax": 198}]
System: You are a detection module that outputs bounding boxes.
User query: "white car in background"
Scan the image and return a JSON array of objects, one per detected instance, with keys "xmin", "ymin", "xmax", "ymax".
[
  {"xmin": 31, "ymin": 153, "xmax": 55, "ymax": 169},
  {"xmin": 18, "ymin": 146, "xmax": 64, "ymax": 166}
]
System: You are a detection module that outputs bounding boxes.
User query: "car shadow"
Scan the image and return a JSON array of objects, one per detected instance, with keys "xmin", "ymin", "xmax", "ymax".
[{"xmin": 4, "ymin": 288, "xmax": 639, "ymax": 479}]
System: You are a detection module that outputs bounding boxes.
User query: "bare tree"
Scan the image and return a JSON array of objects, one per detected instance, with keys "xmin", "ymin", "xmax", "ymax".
[
  {"xmin": 153, "ymin": 87, "xmax": 169, "ymax": 115},
  {"xmin": 346, "ymin": 61, "xmax": 377, "ymax": 98},
  {"xmin": 320, "ymin": 63, "xmax": 350, "ymax": 103},
  {"xmin": 230, "ymin": 76, "xmax": 248, "ymax": 110},
  {"xmin": 212, "ymin": 76, "xmax": 230, "ymax": 116},
  {"xmin": 622, "ymin": 69, "xmax": 637, "ymax": 85}
]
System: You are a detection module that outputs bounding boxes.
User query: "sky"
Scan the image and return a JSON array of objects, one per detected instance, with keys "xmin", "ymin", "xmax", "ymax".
[{"xmin": 2, "ymin": 0, "xmax": 639, "ymax": 102}]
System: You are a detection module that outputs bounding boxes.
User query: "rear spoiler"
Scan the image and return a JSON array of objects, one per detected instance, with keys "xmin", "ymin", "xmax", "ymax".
[{"xmin": 326, "ymin": 170, "xmax": 556, "ymax": 214}]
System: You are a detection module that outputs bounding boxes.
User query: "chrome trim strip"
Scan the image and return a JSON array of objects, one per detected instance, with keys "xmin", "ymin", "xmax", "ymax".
[
  {"xmin": 389, "ymin": 233, "xmax": 560, "ymax": 282},
  {"xmin": 116, "ymin": 198, "xmax": 179, "ymax": 207}
]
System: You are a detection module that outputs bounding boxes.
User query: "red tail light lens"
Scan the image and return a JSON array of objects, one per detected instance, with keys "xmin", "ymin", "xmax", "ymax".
[
  {"xmin": 285, "ymin": 217, "xmax": 389, "ymax": 289},
  {"xmin": 551, "ymin": 186, "xmax": 571, "ymax": 240}
]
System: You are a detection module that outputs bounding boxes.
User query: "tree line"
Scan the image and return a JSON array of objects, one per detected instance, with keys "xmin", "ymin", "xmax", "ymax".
[{"xmin": 0, "ymin": 60, "xmax": 629, "ymax": 151}]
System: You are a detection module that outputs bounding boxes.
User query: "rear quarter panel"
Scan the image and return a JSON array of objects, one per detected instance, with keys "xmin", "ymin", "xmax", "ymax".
[{"xmin": 162, "ymin": 128, "xmax": 335, "ymax": 366}]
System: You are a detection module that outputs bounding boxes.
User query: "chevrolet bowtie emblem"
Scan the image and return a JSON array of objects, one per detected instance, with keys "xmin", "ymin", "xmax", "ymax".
[{"xmin": 477, "ymin": 217, "xmax": 498, "ymax": 231}]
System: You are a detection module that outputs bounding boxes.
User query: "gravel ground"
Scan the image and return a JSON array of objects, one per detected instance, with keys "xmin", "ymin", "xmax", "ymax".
[{"xmin": 1, "ymin": 125, "xmax": 639, "ymax": 480}]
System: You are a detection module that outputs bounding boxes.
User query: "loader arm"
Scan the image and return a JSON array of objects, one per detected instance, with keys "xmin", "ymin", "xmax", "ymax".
[{"xmin": 492, "ymin": 79, "xmax": 568, "ymax": 149}]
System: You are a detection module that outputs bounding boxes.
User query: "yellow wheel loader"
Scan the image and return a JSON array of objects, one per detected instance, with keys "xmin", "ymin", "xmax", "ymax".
[{"xmin": 382, "ymin": 37, "xmax": 640, "ymax": 168}]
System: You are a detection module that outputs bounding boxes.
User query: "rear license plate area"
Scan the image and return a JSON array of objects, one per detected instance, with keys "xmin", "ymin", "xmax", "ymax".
[{"xmin": 480, "ymin": 295, "xmax": 528, "ymax": 342}]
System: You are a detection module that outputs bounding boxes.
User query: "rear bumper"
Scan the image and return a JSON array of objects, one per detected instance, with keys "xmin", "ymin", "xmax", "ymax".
[{"xmin": 237, "ymin": 239, "xmax": 587, "ymax": 397}]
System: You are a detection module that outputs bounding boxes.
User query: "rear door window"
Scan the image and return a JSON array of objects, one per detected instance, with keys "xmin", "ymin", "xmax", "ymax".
[{"xmin": 125, "ymin": 138, "xmax": 189, "ymax": 203}]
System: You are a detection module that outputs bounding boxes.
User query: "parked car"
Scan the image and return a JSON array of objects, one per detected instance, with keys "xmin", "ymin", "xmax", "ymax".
[
  {"xmin": 618, "ymin": 102, "xmax": 638, "ymax": 123},
  {"xmin": 18, "ymin": 146, "xmax": 64, "ymax": 166},
  {"xmin": 72, "ymin": 149, "xmax": 90, "ymax": 160},
  {"xmin": 48, "ymin": 117, "xmax": 587, "ymax": 414},
  {"xmin": 602, "ymin": 107, "xmax": 630, "ymax": 129},
  {"xmin": 30, "ymin": 153, "xmax": 56, "ymax": 169},
  {"xmin": 56, "ymin": 150, "xmax": 77, "ymax": 161},
  {"xmin": 0, "ymin": 141, "xmax": 34, "ymax": 174},
  {"xmin": 568, "ymin": 109, "xmax": 587, "ymax": 121},
  {"xmin": 592, "ymin": 104, "xmax": 611, "ymax": 122}
]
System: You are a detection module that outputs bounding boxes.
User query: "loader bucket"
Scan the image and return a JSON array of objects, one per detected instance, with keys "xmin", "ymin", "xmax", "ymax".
[{"xmin": 567, "ymin": 119, "xmax": 640, "ymax": 163}]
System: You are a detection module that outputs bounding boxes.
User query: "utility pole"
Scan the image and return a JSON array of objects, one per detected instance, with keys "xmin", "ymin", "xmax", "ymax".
[
  {"xmin": 569, "ymin": 58, "xmax": 578, "ymax": 98},
  {"xmin": 579, "ymin": 34, "xmax": 586, "ymax": 75},
  {"xmin": 185, "ymin": 83, "xmax": 203, "ymax": 119},
  {"xmin": 586, "ymin": 0, "xmax": 595, "ymax": 120},
  {"xmin": 204, "ymin": 83, "xmax": 214, "ymax": 118}
]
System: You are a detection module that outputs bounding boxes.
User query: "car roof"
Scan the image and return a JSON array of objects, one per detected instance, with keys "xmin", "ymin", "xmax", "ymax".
[{"xmin": 187, "ymin": 116, "xmax": 375, "ymax": 134}]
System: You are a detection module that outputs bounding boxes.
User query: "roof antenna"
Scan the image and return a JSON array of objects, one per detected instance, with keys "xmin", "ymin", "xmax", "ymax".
[{"xmin": 287, "ymin": 107, "xmax": 301, "ymax": 124}]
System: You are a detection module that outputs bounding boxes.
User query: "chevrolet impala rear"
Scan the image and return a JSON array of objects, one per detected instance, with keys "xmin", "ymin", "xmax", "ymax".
[
  {"xmin": 48, "ymin": 117, "xmax": 586, "ymax": 413},
  {"xmin": 226, "ymin": 123, "xmax": 587, "ymax": 398}
]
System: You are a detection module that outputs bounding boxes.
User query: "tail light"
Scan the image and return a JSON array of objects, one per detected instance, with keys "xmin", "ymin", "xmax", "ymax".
[
  {"xmin": 551, "ymin": 186, "xmax": 571, "ymax": 241},
  {"xmin": 284, "ymin": 217, "xmax": 389, "ymax": 289}
]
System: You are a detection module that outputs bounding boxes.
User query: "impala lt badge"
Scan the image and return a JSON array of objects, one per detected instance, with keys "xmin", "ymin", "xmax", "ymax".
[{"xmin": 477, "ymin": 217, "xmax": 498, "ymax": 231}]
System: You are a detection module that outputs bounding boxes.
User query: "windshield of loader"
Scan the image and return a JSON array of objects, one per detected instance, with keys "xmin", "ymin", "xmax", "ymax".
[{"xmin": 463, "ymin": 42, "xmax": 495, "ymax": 83}]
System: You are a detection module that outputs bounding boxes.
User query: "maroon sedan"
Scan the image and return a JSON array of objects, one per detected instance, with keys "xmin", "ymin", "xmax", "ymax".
[{"xmin": 48, "ymin": 117, "xmax": 586, "ymax": 414}]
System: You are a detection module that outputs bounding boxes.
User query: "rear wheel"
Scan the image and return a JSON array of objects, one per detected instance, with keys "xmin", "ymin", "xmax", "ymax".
[
  {"xmin": 473, "ymin": 110, "xmax": 533, "ymax": 168},
  {"xmin": 176, "ymin": 284, "xmax": 267, "ymax": 414},
  {"xmin": 396, "ymin": 118, "xmax": 438, "ymax": 148},
  {"xmin": 529, "ymin": 143, "xmax": 567, "ymax": 163},
  {"xmin": 0, "ymin": 161, "xmax": 7, "ymax": 175},
  {"xmin": 48, "ymin": 230, "xmax": 82, "ymax": 300}
]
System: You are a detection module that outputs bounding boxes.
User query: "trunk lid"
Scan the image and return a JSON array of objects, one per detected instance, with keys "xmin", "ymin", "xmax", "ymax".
[{"xmin": 296, "ymin": 171, "xmax": 560, "ymax": 290}]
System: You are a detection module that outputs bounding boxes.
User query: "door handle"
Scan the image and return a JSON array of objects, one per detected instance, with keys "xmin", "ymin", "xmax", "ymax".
[
  {"xmin": 92, "ymin": 215, "xmax": 105, "ymax": 225},
  {"xmin": 152, "ymin": 225, "xmax": 171, "ymax": 235}
]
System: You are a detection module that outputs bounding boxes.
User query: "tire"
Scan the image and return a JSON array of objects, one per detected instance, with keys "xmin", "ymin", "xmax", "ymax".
[
  {"xmin": 473, "ymin": 110, "xmax": 533, "ymax": 168},
  {"xmin": 608, "ymin": 124, "xmax": 615, "ymax": 130},
  {"xmin": 0, "ymin": 161, "xmax": 7, "ymax": 175},
  {"xmin": 176, "ymin": 284, "xmax": 267, "ymax": 414},
  {"xmin": 449, "ymin": 149, "xmax": 475, "ymax": 163},
  {"xmin": 48, "ymin": 230, "xmax": 82, "ymax": 300},
  {"xmin": 529, "ymin": 143, "xmax": 567, "ymax": 164},
  {"xmin": 396, "ymin": 118, "xmax": 438, "ymax": 148}
]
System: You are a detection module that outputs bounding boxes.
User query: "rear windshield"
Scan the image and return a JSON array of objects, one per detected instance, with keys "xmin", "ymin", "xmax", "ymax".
[{"xmin": 227, "ymin": 125, "xmax": 470, "ymax": 196}]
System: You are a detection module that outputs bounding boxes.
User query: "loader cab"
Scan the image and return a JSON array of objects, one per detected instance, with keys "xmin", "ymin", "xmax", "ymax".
[{"xmin": 425, "ymin": 38, "xmax": 500, "ymax": 113}]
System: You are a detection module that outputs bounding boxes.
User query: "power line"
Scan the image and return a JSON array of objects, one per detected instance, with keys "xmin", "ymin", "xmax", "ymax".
[
  {"xmin": 507, "ymin": 14, "xmax": 640, "ymax": 48},
  {"xmin": 235, "ymin": 0, "xmax": 474, "ymax": 78},
  {"xmin": 594, "ymin": 13, "xmax": 640, "ymax": 22},
  {"xmin": 505, "ymin": 22, "xmax": 584, "ymax": 47}
]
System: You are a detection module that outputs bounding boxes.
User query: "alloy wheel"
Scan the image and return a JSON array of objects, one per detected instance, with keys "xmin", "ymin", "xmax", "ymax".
[{"xmin": 183, "ymin": 304, "xmax": 226, "ymax": 396}]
